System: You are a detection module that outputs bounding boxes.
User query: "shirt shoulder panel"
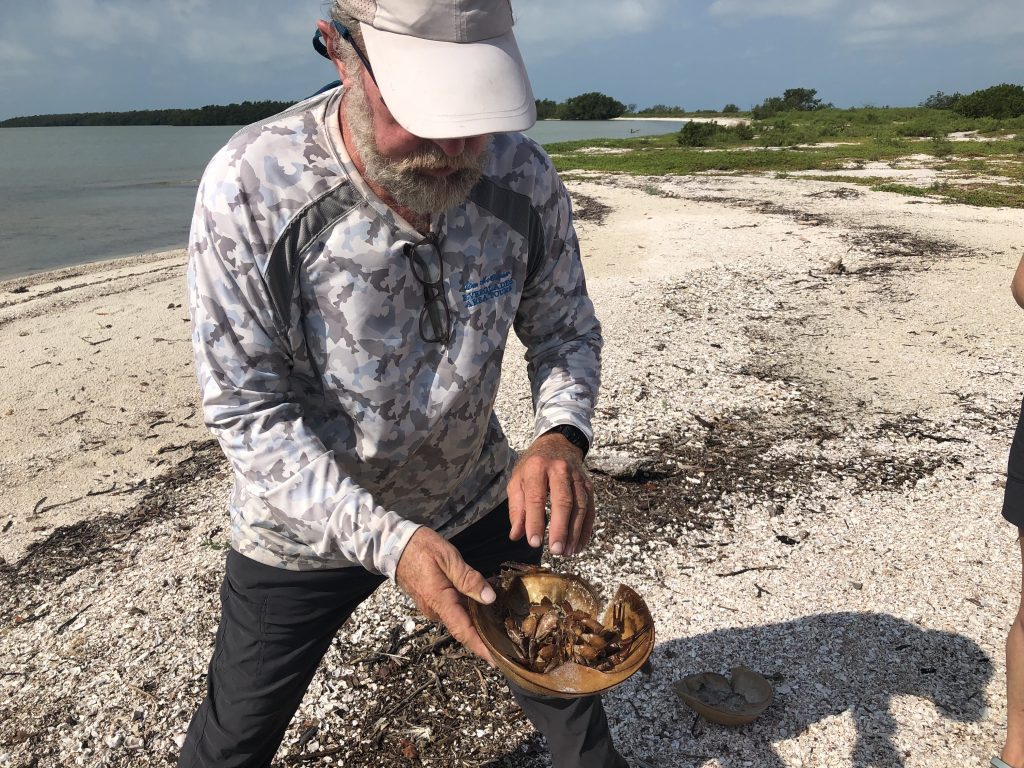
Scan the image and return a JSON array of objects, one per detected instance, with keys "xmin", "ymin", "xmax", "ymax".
[
  {"xmin": 198, "ymin": 90, "xmax": 351, "ymax": 257},
  {"xmin": 196, "ymin": 90, "xmax": 366, "ymax": 334},
  {"xmin": 483, "ymin": 132, "xmax": 561, "ymax": 204},
  {"xmin": 471, "ymin": 132, "xmax": 568, "ymax": 288}
]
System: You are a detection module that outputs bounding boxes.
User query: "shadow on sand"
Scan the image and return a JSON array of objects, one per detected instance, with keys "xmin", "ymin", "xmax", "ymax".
[{"xmin": 496, "ymin": 611, "xmax": 993, "ymax": 767}]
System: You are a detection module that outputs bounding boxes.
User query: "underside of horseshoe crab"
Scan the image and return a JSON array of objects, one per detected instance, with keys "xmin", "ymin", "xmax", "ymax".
[
  {"xmin": 468, "ymin": 563, "xmax": 656, "ymax": 698},
  {"xmin": 502, "ymin": 591, "xmax": 649, "ymax": 673}
]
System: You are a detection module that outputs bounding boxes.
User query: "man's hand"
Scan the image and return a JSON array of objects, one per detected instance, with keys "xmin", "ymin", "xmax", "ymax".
[
  {"xmin": 507, "ymin": 431, "xmax": 595, "ymax": 557},
  {"xmin": 395, "ymin": 527, "xmax": 497, "ymax": 664}
]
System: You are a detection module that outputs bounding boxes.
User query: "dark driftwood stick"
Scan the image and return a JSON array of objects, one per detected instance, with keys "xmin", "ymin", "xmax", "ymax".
[
  {"xmin": 54, "ymin": 410, "xmax": 86, "ymax": 425},
  {"xmin": 54, "ymin": 604, "xmax": 92, "ymax": 635},
  {"xmin": 285, "ymin": 744, "xmax": 345, "ymax": 764},
  {"xmin": 38, "ymin": 495, "xmax": 87, "ymax": 515},
  {"xmin": 381, "ymin": 680, "xmax": 433, "ymax": 720},
  {"xmin": 716, "ymin": 565, "xmax": 784, "ymax": 578}
]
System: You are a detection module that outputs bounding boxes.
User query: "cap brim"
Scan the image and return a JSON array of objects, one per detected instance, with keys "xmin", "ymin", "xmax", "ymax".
[{"xmin": 361, "ymin": 26, "xmax": 536, "ymax": 139}]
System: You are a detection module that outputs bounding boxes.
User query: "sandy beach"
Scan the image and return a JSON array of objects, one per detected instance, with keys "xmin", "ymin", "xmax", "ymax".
[{"xmin": 1, "ymin": 170, "xmax": 1022, "ymax": 767}]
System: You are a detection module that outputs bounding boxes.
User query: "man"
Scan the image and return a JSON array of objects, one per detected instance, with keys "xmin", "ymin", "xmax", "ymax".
[
  {"xmin": 994, "ymin": 254, "xmax": 1024, "ymax": 768},
  {"xmin": 179, "ymin": 0, "xmax": 626, "ymax": 765}
]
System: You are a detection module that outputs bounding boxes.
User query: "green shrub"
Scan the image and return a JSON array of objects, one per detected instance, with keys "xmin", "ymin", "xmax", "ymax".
[
  {"xmin": 894, "ymin": 119, "xmax": 942, "ymax": 138},
  {"xmin": 779, "ymin": 88, "xmax": 829, "ymax": 111},
  {"xmin": 751, "ymin": 88, "xmax": 831, "ymax": 119},
  {"xmin": 954, "ymin": 83, "xmax": 1024, "ymax": 119},
  {"xmin": 871, "ymin": 183, "xmax": 932, "ymax": 197},
  {"xmin": 877, "ymin": 135, "xmax": 908, "ymax": 149},
  {"xmin": 920, "ymin": 91, "xmax": 962, "ymax": 110},
  {"xmin": 815, "ymin": 121, "xmax": 848, "ymax": 137},
  {"xmin": 751, "ymin": 97, "xmax": 786, "ymax": 120},
  {"xmin": 535, "ymin": 98, "xmax": 563, "ymax": 120},
  {"xmin": 962, "ymin": 158, "xmax": 989, "ymax": 172},
  {"xmin": 929, "ymin": 136, "xmax": 955, "ymax": 157},
  {"xmin": 675, "ymin": 120, "xmax": 756, "ymax": 147},
  {"xmin": 722, "ymin": 103, "xmax": 740, "ymax": 113},
  {"xmin": 676, "ymin": 121, "xmax": 728, "ymax": 146},
  {"xmin": 758, "ymin": 118, "xmax": 813, "ymax": 147},
  {"xmin": 635, "ymin": 104, "xmax": 686, "ymax": 117},
  {"xmin": 562, "ymin": 92, "xmax": 627, "ymax": 120},
  {"xmin": 733, "ymin": 122, "xmax": 755, "ymax": 140}
]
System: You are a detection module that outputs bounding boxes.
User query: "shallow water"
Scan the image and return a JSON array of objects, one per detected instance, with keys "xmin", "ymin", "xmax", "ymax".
[{"xmin": 0, "ymin": 119, "xmax": 683, "ymax": 280}]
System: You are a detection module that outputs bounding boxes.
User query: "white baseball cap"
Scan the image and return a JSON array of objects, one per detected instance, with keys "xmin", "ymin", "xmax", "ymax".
[{"xmin": 336, "ymin": 0, "xmax": 536, "ymax": 139}]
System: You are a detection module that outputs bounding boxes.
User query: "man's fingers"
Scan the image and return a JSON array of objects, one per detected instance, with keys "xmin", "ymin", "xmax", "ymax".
[
  {"xmin": 578, "ymin": 508, "xmax": 595, "ymax": 553},
  {"xmin": 435, "ymin": 587, "xmax": 495, "ymax": 665},
  {"xmin": 522, "ymin": 466, "xmax": 549, "ymax": 549},
  {"xmin": 507, "ymin": 478, "xmax": 526, "ymax": 541},
  {"xmin": 440, "ymin": 544, "xmax": 496, "ymax": 605},
  {"xmin": 399, "ymin": 530, "xmax": 496, "ymax": 664},
  {"xmin": 545, "ymin": 463, "xmax": 574, "ymax": 555},
  {"xmin": 459, "ymin": 567, "xmax": 497, "ymax": 606},
  {"xmin": 567, "ymin": 476, "xmax": 591, "ymax": 555}
]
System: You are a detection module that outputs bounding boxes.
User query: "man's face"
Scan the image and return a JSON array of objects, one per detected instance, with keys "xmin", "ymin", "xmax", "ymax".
[{"xmin": 343, "ymin": 63, "xmax": 492, "ymax": 216}]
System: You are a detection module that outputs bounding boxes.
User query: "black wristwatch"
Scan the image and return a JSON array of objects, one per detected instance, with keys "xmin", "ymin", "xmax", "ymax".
[{"xmin": 543, "ymin": 424, "xmax": 591, "ymax": 458}]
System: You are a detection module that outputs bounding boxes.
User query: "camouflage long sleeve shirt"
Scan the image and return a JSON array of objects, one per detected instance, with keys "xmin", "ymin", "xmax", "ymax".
[{"xmin": 187, "ymin": 88, "xmax": 601, "ymax": 578}]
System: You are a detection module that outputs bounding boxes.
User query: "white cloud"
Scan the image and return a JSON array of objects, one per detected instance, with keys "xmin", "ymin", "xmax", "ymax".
[
  {"xmin": 707, "ymin": 0, "xmax": 1024, "ymax": 46},
  {"xmin": 708, "ymin": 0, "xmax": 840, "ymax": 19},
  {"xmin": 178, "ymin": 10, "xmax": 311, "ymax": 66},
  {"xmin": 23, "ymin": 0, "xmax": 679, "ymax": 68},
  {"xmin": 0, "ymin": 39, "xmax": 36, "ymax": 81},
  {"xmin": 49, "ymin": 0, "xmax": 161, "ymax": 49},
  {"xmin": 38, "ymin": 0, "xmax": 313, "ymax": 66},
  {"xmin": 844, "ymin": 1, "xmax": 1024, "ymax": 45},
  {"xmin": 0, "ymin": 40, "xmax": 35, "ymax": 66},
  {"xmin": 513, "ymin": 0, "xmax": 676, "ymax": 46}
]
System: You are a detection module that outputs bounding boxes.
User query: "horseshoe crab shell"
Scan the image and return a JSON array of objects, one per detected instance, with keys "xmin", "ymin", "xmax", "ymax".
[
  {"xmin": 468, "ymin": 565, "xmax": 655, "ymax": 698},
  {"xmin": 672, "ymin": 665, "xmax": 773, "ymax": 725}
]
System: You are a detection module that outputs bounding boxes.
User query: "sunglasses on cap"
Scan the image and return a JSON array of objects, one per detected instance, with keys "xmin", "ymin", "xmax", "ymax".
[{"xmin": 313, "ymin": 21, "xmax": 379, "ymax": 87}]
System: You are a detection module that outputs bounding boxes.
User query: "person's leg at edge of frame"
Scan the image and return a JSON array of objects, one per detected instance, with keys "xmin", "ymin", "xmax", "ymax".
[
  {"xmin": 1003, "ymin": 536, "xmax": 1024, "ymax": 768},
  {"xmin": 1001, "ymin": 396, "xmax": 1024, "ymax": 768},
  {"xmin": 177, "ymin": 550, "xmax": 385, "ymax": 768},
  {"xmin": 453, "ymin": 504, "xmax": 630, "ymax": 768},
  {"xmin": 507, "ymin": 685, "xmax": 629, "ymax": 768}
]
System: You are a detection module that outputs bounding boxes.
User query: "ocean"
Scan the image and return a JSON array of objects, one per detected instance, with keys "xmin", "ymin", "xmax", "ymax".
[{"xmin": 0, "ymin": 119, "xmax": 683, "ymax": 281}]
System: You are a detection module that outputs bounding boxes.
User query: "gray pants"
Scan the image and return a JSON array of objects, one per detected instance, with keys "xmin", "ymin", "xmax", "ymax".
[{"xmin": 177, "ymin": 504, "xmax": 628, "ymax": 767}]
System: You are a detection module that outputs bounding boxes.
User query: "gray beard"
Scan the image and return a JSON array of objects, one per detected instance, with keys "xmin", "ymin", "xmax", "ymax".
[{"xmin": 343, "ymin": 77, "xmax": 490, "ymax": 215}]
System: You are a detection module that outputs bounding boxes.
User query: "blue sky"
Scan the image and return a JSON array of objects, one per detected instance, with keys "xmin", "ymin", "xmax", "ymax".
[{"xmin": 1, "ymin": 0, "xmax": 1022, "ymax": 120}]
